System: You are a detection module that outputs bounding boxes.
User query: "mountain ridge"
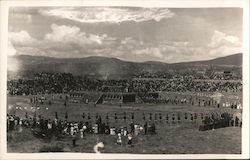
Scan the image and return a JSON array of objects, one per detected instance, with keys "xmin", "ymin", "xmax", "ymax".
[
  {"xmin": 11, "ymin": 53, "xmax": 242, "ymax": 65},
  {"xmin": 8, "ymin": 53, "xmax": 242, "ymax": 79}
]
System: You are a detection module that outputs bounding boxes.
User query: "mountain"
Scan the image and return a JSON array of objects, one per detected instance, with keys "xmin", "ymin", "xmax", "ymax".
[
  {"xmin": 7, "ymin": 53, "xmax": 242, "ymax": 79},
  {"xmin": 174, "ymin": 53, "xmax": 242, "ymax": 66}
]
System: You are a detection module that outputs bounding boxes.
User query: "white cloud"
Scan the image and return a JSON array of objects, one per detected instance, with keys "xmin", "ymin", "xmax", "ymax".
[
  {"xmin": 7, "ymin": 27, "xmax": 241, "ymax": 64},
  {"xmin": 208, "ymin": 30, "xmax": 242, "ymax": 48},
  {"xmin": 45, "ymin": 23, "xmax": 111, "ymax": 46},
  {"xmin": 172, "ymin": 41, "xmax": 189, "ymax": 47},
  {"xmin": 134, "ymin": 48, "xmax": 163, "ymax": 58},
  {"xmin": 207, "ymin": 30, "xmax": 242, "ymax": 57},
  {"xmin": 39, "ymin": 7, "xmax": 175, "ymax": 23},
  {"xmin": 8, "ymin": 24, "xmax": 119, "ymax": 58},
  {"xmin": 9, "ymin": 30, "xmax": 36, "ymax": 46},
  {"xmin": 45, "ymin": 24, "xmax": 81, "ymax": 42}
]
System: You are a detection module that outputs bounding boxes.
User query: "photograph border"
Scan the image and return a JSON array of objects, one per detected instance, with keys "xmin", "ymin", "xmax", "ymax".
[{"xmin": 0, "ymin": 0, "xmax": 249, "ymax": 159}]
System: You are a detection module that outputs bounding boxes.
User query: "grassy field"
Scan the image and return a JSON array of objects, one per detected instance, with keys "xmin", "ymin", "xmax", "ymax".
[
  {"xmin": 7, "ymin": 126, "xmax": 241, "ymax": 154},
  {"xmin": 7, "ymin": 95, "xmax": 241, "ymax": 122},
  {"xmin": 7, "ymin": 95, "xmax": 242, "ymax": 154}
]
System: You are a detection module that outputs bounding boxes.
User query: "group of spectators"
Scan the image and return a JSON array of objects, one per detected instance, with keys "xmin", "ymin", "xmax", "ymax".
[
  {"xmin": 7, "ymin": 109, "xmax": 241, "ymax": 140},
  {"xmin": 7, "ymin": 111, "xmax": 158, "ymax": 146},
  {"xmin": 130, "ymin": 78, "xmax": 242, "ymax": 93},
  {"xmin": 137, "ymin": 93, "xmax": 242, "ymax": 110},
  {"xmin": 199, "ymin": 112, "xmax": 241, "ymax": 131},
  {"xmin": 7, "ymin": 72, "xmax": 242, "ymax": 96}
]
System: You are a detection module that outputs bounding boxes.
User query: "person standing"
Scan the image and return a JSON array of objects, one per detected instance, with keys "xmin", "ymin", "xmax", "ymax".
[
  {"xmin": 142, "ymin": 113, "xmax": 145, "ymax": 121},
  {"xmin": 18, "ymin": 119, "xmax": 23, "ymax": 132},
  {"xmin": 106, "ymin": 113, "xmax": 109, "ymax": 122},
  {"xmin": 80, "ymin": 128, "xmax": 84, "ymax": 139},
  {"xmin": 127, "ymin": 133, "xmax": 133, "ymax": 146},
  {"xmin": 123, "ymin": 112, "xmax": 126, "ymax": 122},
  {"xmin": 172, "ymin": 113, "xmax": 175, "ymax": 124},
  {"xmin": 165, "ymin": 114, "xmax": 169, "ymax": 124},
  {"xmin": 149, "ymin": 113, "xmax": 152, "ymax": 121},
  {"xmin": 115, "ymin": 113, "xmax": 118, "ymax": 123},
  {"xmin": 72, "ymin": 132, "xmax": 77, "ymax": 147},
  {"xmin": 235, "ymin": 116, "xmax": 239, "ymax": 127},
  {"xmin": 70, "ymin": 123, "xmax": 74, "ymax": 136},
  {"xmin": 122, "ymin": 127, "xmax": 127, "ymax": 136},
  {"xmin": 159, "ymin": 113, "xmax": 162, "ymax": 123},
  {"xmin": 144, "ymin": 122, "xmax": 148, "ymax": 135},
  {"xmin": 88, "ymin": 113, "xmax": 91, "ymax": 121},
  {"xmin": 117, "ymin": 133, "xmax": 122, "ymax": 145},
  {"xmin": 177, "ymin": 113, "xmax": 181, "ymax": 124},
  {"xmin": 131, "ymin": 113, "xmax": 134, "ymax": 121},
  {"xmin": 82, "ymin": 112, "xmax": 85, "ymax": 120},
  {"xmin": 130, "ymin": 121, "xmax": 134, "ymax": 134},
  {"xmin": 190, "ymin": 114, "xmax": 194, "ymax": 123}
]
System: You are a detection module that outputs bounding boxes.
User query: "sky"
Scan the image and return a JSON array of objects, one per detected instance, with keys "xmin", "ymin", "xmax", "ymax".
[{"xmin": 8, "ymin": 7, "xmax": 243, "ymax": 63}]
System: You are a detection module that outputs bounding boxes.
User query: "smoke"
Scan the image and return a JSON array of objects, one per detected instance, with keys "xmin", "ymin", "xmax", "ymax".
[
  {"xmin": 7, "ymin": 41, "xmax": 22, "ymax": 73},
  {"xmin": 8, "ymin": 41, "xmax": 16, "ymax": 56},
  {"xmin": 7, "ymin": 56, "xmax": 21, "ymax": 73},
  {"xmin": 98, "ymin": 63, "xmax": 116, "ymax": 80}
]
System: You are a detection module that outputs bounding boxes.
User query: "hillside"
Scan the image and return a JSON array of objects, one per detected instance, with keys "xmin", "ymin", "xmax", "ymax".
[
  {"xmin": 174, "ymin": 53, "xmax": 242, "ymax": 66},
  {"xmin": 7, "ymin": 53, "xmax": 242, "ymax": 79}
]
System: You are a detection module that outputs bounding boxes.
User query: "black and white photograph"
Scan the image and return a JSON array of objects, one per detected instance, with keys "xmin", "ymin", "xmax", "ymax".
[{"xmin": 0, "ymin": 0, "xmax": 249, "ymax": 159}]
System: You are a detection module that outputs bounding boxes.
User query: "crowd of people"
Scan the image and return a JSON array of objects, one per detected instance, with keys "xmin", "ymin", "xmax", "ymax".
[
  {"xmin": 7, "ymin": 70, "xmax": 243, "ymax": 150},
  {"xmin": 7, "ymin": 111, "xmax": 158, "ymax": 146},
  {"xmin": 7, "ymin": 97, "xmax": 242, "ymax": 148},
  {"xmin": 199, "ymin": 112, "xmax": 241, "ymax": 131},
  {"xmin": 7, "ymin": 110, "xmax": 241, "ymax": 145},
  {"xmin": 7, "ymin": 72, "xmax": 242, "ymax": 96},
  {"xmin": 131, "ymin": 78, "xmax": 242, "ymax": 93}
]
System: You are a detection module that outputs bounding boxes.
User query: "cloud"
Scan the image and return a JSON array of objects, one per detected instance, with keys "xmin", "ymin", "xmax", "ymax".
[
  {"xmin": 39, "ymin": 7, "xmax": 175, "ymax": 23},
  {"xmin": 45, "ymin": 23, "xmax": 112, "ymax": 46},
  {"xmin": 134, "ymin": 48, "xmax": 164, "ymax": 58},
  {"xmin": 8, "ymin": 24, "xmax": 119, "ymax": 58},
  {"xmin": 208, "ymin": 30, "xmax": 242, "ymax": 57},
  {"xmin": 9, "ymin": 8, "xmax": 33, "ymax": 24},
  {"xmin": 9, "ymin": 30, "xmax": 36, "ymax": 46},
  {"xmin": 44, "ymin": 24, "xmax": 82, "ymax": 42},
  {"xmin": 111, "ymin": 37, "xmax": 204, "ymax": 63},
  {"xmin": 9, "ymin": 13, "xmax": 32, "ymax": 23},
  {"xmin": 106, "ymin": 37, "xmax": 206, "ymax": 63},
  {"xmin": 7, "ymin": 26, "xmax": 242, "ymax": 64},
  {"xmin": 208, "ymin": 30, "xmax": 241, "ymax": 48},
  {"xmin": 172, "ymin": 41, "xmax": 190, "ymax": 47}
]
